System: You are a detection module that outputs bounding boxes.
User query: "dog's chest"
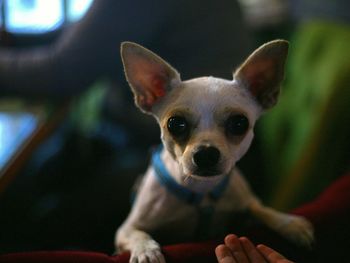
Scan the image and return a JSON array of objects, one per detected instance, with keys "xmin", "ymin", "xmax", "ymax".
[
  {"xmin": 132, "ymin": 168, "xmax": 252, "ymax": 242},
  {"xmin": 150, "ymin": 188, "xmax": 246, "ymax": 242}
]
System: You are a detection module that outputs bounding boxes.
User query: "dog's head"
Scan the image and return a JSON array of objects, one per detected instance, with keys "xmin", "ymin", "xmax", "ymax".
[{"xmin": 121, "ymin": 41, "xmax": 288, "ymax": 187}]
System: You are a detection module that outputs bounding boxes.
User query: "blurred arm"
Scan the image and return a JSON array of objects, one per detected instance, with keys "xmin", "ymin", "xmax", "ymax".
[{"xmin": 0, "ymin": 0, "xmax": 169, "ymax": 99}]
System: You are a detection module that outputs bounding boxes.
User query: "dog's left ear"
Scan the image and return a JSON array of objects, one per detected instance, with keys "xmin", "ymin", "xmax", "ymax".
[
  {"xmin": 234, "ymin": 40, "xmax": 289, "ymax": 109},
  {"xmin": 121, "ymin": 42, "xmax": 181, "ymax": 113}
]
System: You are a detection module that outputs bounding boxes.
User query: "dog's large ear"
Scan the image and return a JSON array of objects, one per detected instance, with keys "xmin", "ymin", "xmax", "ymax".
[
  {"xmin": 234, "ymin": 40, "xmax": 289, "ymax": 109},
  {"xmin": 121, "ymin": 42, "xmax": 181, "ymax": 113}
]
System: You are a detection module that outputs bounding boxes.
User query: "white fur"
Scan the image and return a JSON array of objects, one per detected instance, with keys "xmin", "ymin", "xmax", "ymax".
[{"xmin": 116, "ymin": 41, "xmax": 314, "ymax": 263}]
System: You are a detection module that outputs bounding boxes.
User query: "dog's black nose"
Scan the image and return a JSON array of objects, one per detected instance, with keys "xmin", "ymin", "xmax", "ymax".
[{"xmin": 193, "ymin": 146, "xmax": 220, "ymax": 171}]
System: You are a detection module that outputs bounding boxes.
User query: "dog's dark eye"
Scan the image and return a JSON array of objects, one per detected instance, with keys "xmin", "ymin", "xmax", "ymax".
[
  {"xmin": 226, "ymin": 114, "xmax": 249, "ymax": 136},
  {"xmin": 167, "ymin": 116, "xmax": 189, "ymax": 138}
]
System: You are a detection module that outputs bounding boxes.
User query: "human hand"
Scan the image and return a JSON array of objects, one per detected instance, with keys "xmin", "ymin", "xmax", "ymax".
[{"xmin": 215, "ymin": 234, "xmax": 294, "ymax": 263}]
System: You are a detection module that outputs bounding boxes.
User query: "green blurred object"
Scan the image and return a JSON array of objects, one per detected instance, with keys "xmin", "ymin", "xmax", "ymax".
[
  {"xmin": 69, "ymin": 80, "xmax": 108, "ymax": 136},
  {"xmin": 260, "ymin": 20, "xmax": 350, "ymax": 210}
]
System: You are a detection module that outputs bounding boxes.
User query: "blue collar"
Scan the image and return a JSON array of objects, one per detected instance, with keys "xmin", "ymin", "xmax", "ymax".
[{"xmin": 152, "ymin": 146, "xmax": 229, "ymax": 205}]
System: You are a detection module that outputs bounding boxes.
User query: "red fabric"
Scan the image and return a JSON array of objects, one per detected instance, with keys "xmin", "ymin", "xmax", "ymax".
[
  {"xmin": 292, "ymin": 173, "xmax": 350, "ymax": 223},
  {"xmin": 1, "ymin": 174, "xmax": 350, "ymax": 263},
  {"xmin": 292, "ymin": 174, "xmax": 350, "ymax": 262},
  {"xmin": 0, "ymin": 251, "xmax": 115, "ymax": 263},
  {"xmin": 114, "ymin": 241, "xmax": 219, "ymax": 263}
]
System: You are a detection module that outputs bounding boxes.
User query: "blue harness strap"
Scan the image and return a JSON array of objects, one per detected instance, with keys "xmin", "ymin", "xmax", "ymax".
[{"xmin": 151, "ymin": 146, "xmax": 229, "ymax": 205}]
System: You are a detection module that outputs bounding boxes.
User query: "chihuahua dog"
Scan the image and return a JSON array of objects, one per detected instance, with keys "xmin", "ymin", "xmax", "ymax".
[{"xmin": 115, "ymin": 40, "xmax": 314, "ymax": 263}]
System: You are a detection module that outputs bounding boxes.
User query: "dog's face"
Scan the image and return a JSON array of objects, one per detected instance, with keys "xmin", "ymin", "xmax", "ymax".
[
  {"xmin": 121, "ymin": 41, "xmax": 288, "ymax": 187},
  {"xmin": 157, "ymin": 77, "xmax": 260, "ymax": 179}
]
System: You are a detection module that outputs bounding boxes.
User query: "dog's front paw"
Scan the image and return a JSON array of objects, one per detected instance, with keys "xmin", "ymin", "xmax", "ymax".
[
  {"xmin": 130, "ymin": 240, "xmax": 165, "ymax": 263},
  {"xmin": 277, "ymin": 215, "xmax": 314, "ymax": 248}
]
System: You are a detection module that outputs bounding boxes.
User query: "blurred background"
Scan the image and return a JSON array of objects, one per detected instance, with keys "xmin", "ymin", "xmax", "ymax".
[{"xmin": 0, "ymin": 0, "xmax": 349, "ymax": 254}]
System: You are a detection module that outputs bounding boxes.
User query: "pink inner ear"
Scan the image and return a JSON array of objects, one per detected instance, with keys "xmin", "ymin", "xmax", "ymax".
[
  {"xmin": 139, "ymin": 75, "xmax": 166, "ymax": 111},
  {"xmin": 242, "ymin": 59, "xmax": 275, "ymax": 97},
  {"xmin": 151, "ymin": 76, "xmax": 166, "ymax": 98},
  {"xmin": 131, "ymin": 59, "xmax": 168, "ymax": 110}
]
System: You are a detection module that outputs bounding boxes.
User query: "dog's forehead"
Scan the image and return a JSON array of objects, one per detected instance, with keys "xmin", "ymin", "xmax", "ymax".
[{"xmin": 171, "ymin": 77, "xmax": 261, "ymax": 119}]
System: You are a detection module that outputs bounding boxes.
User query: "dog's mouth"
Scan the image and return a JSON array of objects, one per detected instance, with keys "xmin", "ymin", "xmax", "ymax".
[
  {"xmin": 193, "ymin": 169, "xmax": 221, "ymax": 177},
  {"xmin": 182, "ymin": 170, "xmax": 226, "ymax": 193}
]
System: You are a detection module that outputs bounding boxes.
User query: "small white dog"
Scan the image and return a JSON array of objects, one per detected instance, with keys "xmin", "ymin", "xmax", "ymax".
[{"xmin": 115, "ymin": 41, "xmax": 314, "ymax": 263}]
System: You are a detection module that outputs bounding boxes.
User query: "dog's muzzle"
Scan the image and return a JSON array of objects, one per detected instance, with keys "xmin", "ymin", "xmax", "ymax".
[{"xmin": 192, "ymin": 146, "xmax": 221, "ymax": 176}]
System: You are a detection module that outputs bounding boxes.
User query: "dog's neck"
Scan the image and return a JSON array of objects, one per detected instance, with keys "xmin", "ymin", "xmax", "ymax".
[{"xmin": 160, "ymin": 147, "xmax": 230, "ymax": 194}]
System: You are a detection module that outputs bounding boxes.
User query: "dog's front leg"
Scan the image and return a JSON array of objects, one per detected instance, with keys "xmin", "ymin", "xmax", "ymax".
[
  {"xmin": 248, "ymin": 200, "xmax": 314, "ymax": 247},
  {"xmin": 116, "ymin": 224, "xmax": 165, "ymax": 263}
]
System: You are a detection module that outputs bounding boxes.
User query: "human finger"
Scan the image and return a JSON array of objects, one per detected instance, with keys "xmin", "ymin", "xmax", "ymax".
[
  {"xmin": 215, "ymin": 244, "xmax": 237, "ymax": 263},
  {"xmin": 239, "ymin": 237, "xmax": 267, "ymax": 263},
  {"xmin": 257, "ymin": 244, "xmax": 294, "ymax": 263},
  {"xmin": 224, "ymin": 234, "xmax": 249, "ymax": 263}
]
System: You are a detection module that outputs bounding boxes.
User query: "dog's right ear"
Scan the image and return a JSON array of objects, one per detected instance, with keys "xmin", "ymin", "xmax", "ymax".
[{"xmin": 121, "ymin": 42, "xmax": 181, "ymax": 113}]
